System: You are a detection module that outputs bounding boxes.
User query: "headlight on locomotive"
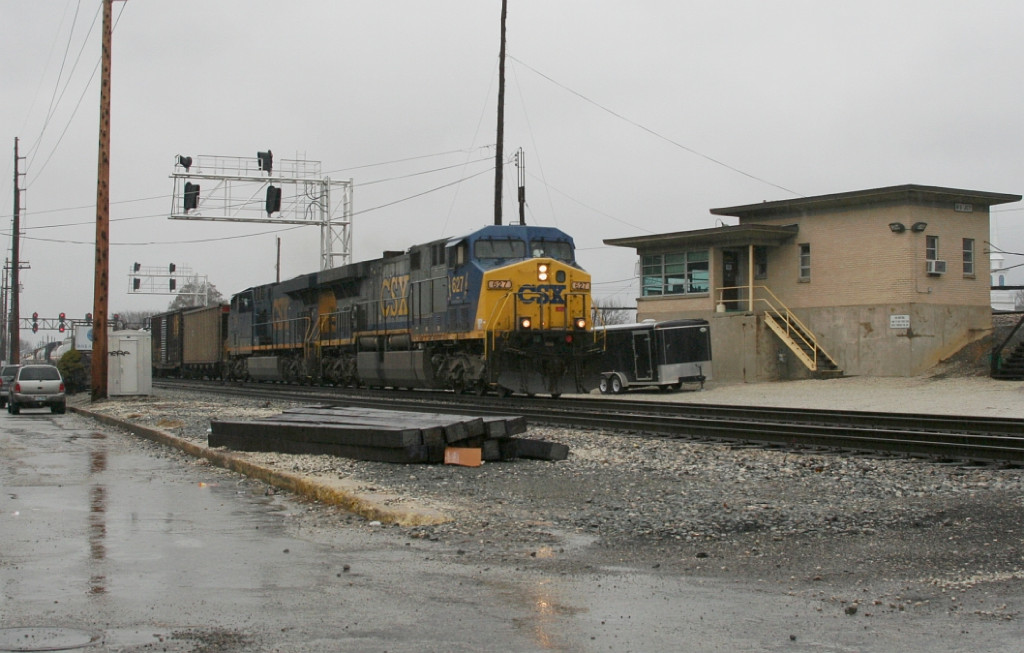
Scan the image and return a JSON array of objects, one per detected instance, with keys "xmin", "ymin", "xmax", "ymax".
[
  {"xmin": 573, "ymin": 316, "xmax": 587, "ymax": 330},
  {"xmin": 519, "ymin": 316, "xmax": 532, "ymax": 330},
  {"xmin": 537, "ymin": 263, "xmax": 549, "ymax": 282}
]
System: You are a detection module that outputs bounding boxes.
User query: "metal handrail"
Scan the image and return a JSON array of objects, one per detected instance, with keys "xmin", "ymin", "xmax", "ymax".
[
  {"xmin": 717, "ymin": 285, "xmax": 838, "ymax": 369},
  {"xmin": 991, "ymin": 313, "xmax": 1024, "ymax": 376}
]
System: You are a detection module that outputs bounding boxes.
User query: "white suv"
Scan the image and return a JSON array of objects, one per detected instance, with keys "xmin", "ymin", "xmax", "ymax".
[{"xmin": 7, "ymin": 364, "xmax": 66, "ymax": 415}]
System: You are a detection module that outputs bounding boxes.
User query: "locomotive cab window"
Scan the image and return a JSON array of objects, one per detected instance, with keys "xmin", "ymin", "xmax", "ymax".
[
  {"xmin": 530, "ymin": 239, "xmax": 573, "ymax": 262},
  {"xmin": 474, "ymin": 238, "xmax": 526, "ymax": 261},
  {"xmin": 447, "ymin": 242, "xmax": 468, "ymax": 268},
  {"xmin": 233, "ymin": 294, "xmax": 253, "ymax": 313}
]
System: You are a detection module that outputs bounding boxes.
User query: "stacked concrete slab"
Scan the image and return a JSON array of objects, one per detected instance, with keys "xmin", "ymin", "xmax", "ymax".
[{"xmin": 208, "ymin": 404, "xmax": 568, "ymax": 464}]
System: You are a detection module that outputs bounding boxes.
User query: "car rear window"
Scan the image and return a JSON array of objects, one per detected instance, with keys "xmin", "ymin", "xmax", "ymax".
[{"xmin": 19, "ymin": 367, "xmax": 61, "ymax": 381}]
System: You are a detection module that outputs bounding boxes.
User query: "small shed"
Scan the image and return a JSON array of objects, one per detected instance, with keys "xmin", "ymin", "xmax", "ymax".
[{"xmin": 108, "ymin": 329, "xmax": 152, "ymax": 396}]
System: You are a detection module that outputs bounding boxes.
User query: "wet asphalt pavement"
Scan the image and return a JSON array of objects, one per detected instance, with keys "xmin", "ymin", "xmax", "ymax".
[{"xmin": 4, "ymin": 407, "xmax": 1024, "ymax": 652}]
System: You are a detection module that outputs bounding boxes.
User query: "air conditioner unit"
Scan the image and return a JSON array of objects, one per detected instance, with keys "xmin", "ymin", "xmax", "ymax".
[{"xmin": 925, "ymin": 260, "xmax": 947, "ymax": 275}]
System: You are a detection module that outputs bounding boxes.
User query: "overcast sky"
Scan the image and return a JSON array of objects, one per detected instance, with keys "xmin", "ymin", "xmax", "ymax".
[{"xmin": 3, "ymin": 1, "xmax": 1023, "ymax": 343}]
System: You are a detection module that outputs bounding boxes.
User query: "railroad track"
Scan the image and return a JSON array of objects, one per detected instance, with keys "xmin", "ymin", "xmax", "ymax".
[{"xmin": 153, "ymin": 379, "xmax": 1024, "ymax": 465}]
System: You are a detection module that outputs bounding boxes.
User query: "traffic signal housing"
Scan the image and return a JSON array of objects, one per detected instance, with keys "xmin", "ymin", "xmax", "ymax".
[
  {"xmin": 58, "ymin": 312, "xmax": 66, "ymax": 333},
  {"xmin": 266, "ymin": 185, "xmax": 282, "ymax": 215},
  {"xmin": 32, "ymin": 312, "xmax": 38, "ymax": 333},
  {"xmin": 183, "ymin": 182, "xmax": 200, "ymax": 211},
  {"xmin": 257, "ymin": 150, "xmax": 273, "ymax": 175}
]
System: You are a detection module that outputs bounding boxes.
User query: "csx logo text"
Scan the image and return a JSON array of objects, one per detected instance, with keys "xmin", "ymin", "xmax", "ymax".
[{"xmin": 517, "ymin": 284, "xmax": 566, "ymax": 305}]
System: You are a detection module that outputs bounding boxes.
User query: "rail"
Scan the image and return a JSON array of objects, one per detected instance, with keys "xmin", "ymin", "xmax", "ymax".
[{"xmin": 155, "ymin": 379, "xmax": 1024, "ymax": 465}]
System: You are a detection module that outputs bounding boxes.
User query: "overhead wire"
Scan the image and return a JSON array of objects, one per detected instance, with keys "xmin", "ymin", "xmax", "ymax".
[
  {"xmin": 441, "ymin": 59, "xmax": 501, "ymax": 237},
  {"xmin": 508, "ymin": 54, "xmax": 802, "ymax": 198},
  {"xmin": 508, "ymin": 57, "xmax": 559, "ymax": 228},
  {"xmin": 19, "ymin": 0, "xmax": 80, "ymax": 138},
  {"xmin": 27, "ymin": 2, "xmax": 127, "ymax": 187}
]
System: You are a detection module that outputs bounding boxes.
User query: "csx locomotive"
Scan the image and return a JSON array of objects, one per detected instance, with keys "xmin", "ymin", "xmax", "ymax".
[{"xmin": 188, "ymin": 224, "xmax": 601, "ymax": 396}]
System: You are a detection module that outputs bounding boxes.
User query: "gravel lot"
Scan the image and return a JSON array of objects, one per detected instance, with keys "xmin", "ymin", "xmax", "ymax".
[{"xmin": 77, "ymin": 374, "xmax": 1024, "ymax": 623}]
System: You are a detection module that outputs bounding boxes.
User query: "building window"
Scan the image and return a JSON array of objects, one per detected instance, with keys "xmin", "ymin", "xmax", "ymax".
[
  {"xmin": 798, "ymin": 244, "xmax": 811, "ymax": 281},
  {"xmin": 641, "ymin": 251, "xmax": 709, "ymax": 296},
  {"xmin": 962, "ymin": 238, "xmax": 975, "ymax": 276},
  {"xmin": 754, "ymin": 246, "xmax": 768, "ymax": 279},
  {"xmin": 925, "ymin": 235, "xmax": 939, "ymax": 261}
]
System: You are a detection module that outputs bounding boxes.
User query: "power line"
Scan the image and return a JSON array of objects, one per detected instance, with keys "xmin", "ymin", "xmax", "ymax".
[
  {"xmin": 509, "ymin": 54, "xmax": 802, "ymax": 198},
  {"xmin": 28, "ymin": 3, "xmax": 128, "ymax": 187}
]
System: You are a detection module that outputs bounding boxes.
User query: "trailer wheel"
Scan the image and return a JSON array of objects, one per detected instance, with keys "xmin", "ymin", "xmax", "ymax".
[
  {"xmin": 609, "ymin": 375, "xmax": 624, "ymax": 394},
  {"xmin": 598, "ymin": 377, "xmax": 611, "ymax": 394}
]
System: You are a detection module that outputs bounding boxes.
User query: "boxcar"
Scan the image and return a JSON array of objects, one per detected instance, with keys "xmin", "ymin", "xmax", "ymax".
[
  {"xmin": 150, "ymin": 310, "xmax": 183, "ymax": 377},
  {"xmin": 596, "ymin": 319, "xmax": 711, "ymax": 393},
  {"xmin": 182, "ymin": 304, "xmax": 229, "ymax": 379}
]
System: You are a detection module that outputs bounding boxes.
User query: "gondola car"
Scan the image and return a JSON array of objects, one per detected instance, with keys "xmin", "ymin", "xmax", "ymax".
[
  {"xmin": 224, "ymin": 224, "xmax": 602, "ymax": 396},
  {"xmin": 595, "ymin": 319, "xmax": 711, "ymax": 393}
]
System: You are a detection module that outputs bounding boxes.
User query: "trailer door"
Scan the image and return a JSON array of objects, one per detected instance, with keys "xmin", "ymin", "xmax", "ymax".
[{"xmin": 633, "ymin": 331, "xmax": 653, "ymax": 381}]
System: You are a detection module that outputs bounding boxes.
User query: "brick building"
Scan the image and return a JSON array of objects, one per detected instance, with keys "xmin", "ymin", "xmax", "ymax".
[{"xmin": 605, "ymin": 184, "xmax": 1021, "ymax": 382}]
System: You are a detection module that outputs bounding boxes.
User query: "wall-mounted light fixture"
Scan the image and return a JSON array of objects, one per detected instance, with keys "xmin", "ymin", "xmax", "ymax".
[
  {"xmin": 911, "ymin": 221, "xmax": 928, "ymax": 232},
  {"xmin": 889, "ymin": 222, "xmax": 906, "ymax": 233}
]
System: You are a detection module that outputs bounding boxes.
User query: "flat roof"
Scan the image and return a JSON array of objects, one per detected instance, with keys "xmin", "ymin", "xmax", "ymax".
[
  {"xmin": 710, "ymin": 184, "xmax": 1021, "ymax": 219},
  {"xmin": 605, "ymin": 223, "xmax": 799, "ymax": 250}
]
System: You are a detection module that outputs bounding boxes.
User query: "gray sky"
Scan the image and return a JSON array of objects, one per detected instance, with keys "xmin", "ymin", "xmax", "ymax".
[{"xmin": 3, "ymin": 1, "xmax": 1023, "ymax": 343}]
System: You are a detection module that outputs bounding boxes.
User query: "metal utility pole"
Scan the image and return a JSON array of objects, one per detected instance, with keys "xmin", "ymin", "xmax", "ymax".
[
  {"xmin": 493, "ymin": 0, "xmax": 507, "ymax": 227},
  {"xmin": 9, "ymin": 138, "xmax": 23, "ymax": 364},
  {"xmin": 91, "ymin": 0, "xmax": 115, "ymax": 400}
]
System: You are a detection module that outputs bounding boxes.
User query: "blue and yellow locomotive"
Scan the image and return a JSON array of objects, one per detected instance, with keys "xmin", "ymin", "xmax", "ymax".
[{"xmin": 225, "ymin": 224, "xmax": 600, "ymax": 396}]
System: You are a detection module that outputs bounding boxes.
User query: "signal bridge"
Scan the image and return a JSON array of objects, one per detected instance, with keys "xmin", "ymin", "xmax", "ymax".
[{"xmin": 169, "ymin": 152, "xmax": 353, "ymax": 271}]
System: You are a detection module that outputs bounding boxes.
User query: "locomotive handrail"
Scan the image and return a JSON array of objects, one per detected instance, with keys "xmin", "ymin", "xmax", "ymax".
[
  {"xmin": 484, "ymin": 291, "xmax": 517, "ymax": 361},
  {"xmin": 252, "ymin": 315, "xmax": 311, "ymax": 350}
]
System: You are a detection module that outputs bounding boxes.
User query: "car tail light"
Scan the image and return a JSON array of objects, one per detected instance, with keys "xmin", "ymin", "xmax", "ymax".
[
  {"xmin": 13, "ymin": 383, "xmax": 20, "ymax": 393},
  {"xmin": 60, "ymin": 383, "xmax": 65, "ymax": 392}
]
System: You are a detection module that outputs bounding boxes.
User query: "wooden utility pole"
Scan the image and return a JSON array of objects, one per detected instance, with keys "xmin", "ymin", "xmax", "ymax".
[
  {"xmin": 91, "ymin": 0, "xmax": 114, "ymax": 400},
  {"xmin": 9, "ymin": 138, "xmax": 22, "ymax": 364},
  {"xmin": 493, "ymin": 0, "xmax": 507, "ymax": 227}
]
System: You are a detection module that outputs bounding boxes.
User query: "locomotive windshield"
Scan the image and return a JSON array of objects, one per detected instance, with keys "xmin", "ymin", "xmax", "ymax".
[
  {"xmin": 529, "ymin": 239, "xmax": 573, "ymax": 262},
  {"xmin": 474, "ymin": 238, "xmax": 527, "ymax": 260}
]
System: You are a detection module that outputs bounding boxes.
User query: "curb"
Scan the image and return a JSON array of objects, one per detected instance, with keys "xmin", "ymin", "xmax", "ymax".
[{"xmin": 71, "ymin": 406, "xmax": 452, "ymax": 526}]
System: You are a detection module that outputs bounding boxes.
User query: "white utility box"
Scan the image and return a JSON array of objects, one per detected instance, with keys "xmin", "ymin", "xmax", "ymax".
[{"xmin": 107, "ymin": 329, "xmax": 152, "ymax": 396}]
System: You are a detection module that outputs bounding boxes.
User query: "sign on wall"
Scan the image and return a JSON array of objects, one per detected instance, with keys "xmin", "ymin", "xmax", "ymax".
[{"xmin": 890, "ymin": 314, "xmax": 911, "ymax": 329}]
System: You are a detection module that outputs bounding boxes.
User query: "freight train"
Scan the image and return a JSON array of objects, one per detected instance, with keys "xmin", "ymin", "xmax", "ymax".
[{"xmin": 152, "ymin": 224, "xmax": 602, "ymax": 396}]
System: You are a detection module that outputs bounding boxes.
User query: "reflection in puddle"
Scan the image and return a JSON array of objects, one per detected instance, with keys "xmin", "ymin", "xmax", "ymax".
[
  {"xmin": 88, "ymin": 434, "xmax": 108, "ymax": 596},
  {"xmin": 510, "ymin": 578, "xmax": 585, "ymax": 650}
]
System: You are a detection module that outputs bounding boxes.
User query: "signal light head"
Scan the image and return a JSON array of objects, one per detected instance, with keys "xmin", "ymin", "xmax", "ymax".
[
  {"xmin": 537, "ymin": 263, "xmax": 549, "ymax": 282},
  {"xmin": 519, "ymin": 317, "xmax": 532, "ymax": 330}
]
